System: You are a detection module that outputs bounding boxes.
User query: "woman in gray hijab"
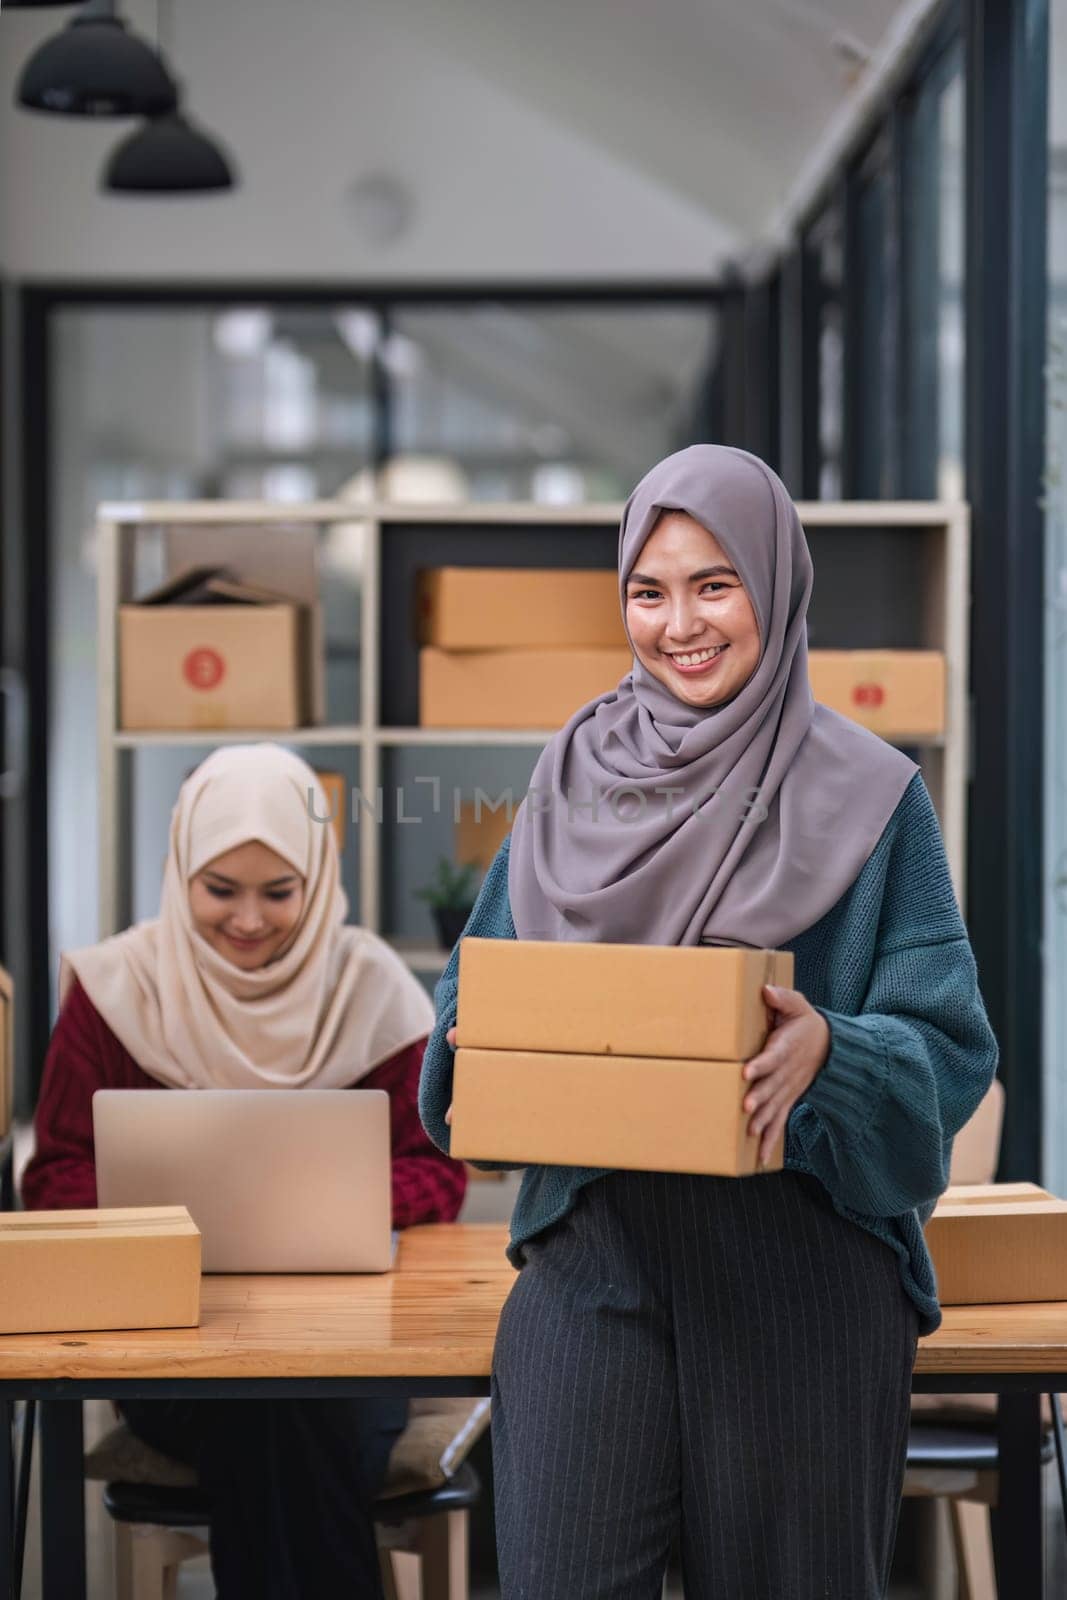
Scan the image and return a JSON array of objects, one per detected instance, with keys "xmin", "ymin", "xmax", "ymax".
[{"xmin": 420, "ymin": 444, "xmax": 998, "ymax": 1600}]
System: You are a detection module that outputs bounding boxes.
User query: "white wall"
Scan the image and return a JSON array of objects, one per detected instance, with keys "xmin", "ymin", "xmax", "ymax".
[{"xmin": 0, "ymin": 0, "xmax": 737, "ymax": 281}]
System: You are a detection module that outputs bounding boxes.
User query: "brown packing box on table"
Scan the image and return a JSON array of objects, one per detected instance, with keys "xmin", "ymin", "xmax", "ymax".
[
  {"xmin": 417, "ymin": 567, "xmax": 625, "ymax": 650},
  {"xmin": 808, "ymin": 649, "xmax": 946, "ymax": 739},
  {"xmin": 119, "ymin": 568, "xmax": 310, "ymax": 732},
  {"xmin": 0, "ymin": 1206, "xmax": 202, "ymax": 1336},
  {"xmin": 455, "ymin": 801, "xmax": 514, "ymax": 871},
  {"xmin": 450, "ymin": 1049, "xmax": 784, "ymax": 1176},
  {"xmin": 0, "ymin": 963, "xmax": 12, "ymax": 1140},
  {"xmin": 419, "ymin": 646, "xmax": 633, "ymax": 730},
  {"xmin": 457, "ymin": 938, "xmax": 794, "ymax": 1061},
  {"xmin": 924, "ymin": 1182, "xmax": 1067, "ymax": 1305}
]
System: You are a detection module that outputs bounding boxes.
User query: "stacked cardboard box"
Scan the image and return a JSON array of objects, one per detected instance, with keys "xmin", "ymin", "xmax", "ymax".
[
  {"xmin": 450, "ymin": 939, "xmax": 793, "ymax": 1176},
  {"xmin": 0, "ymin": 1206, "xmax": 202, "ymax": 1335},
  {"xmin": 809, "ymin": 650, "xmax": 946, "ymax": 739},
  {"xmin": 925, "ymin": 1182, "xmax": 1067, "ymax": 1305},
  {"xmin": 417, "ymin": 567, "xmax": 631, "ymax": 729}
]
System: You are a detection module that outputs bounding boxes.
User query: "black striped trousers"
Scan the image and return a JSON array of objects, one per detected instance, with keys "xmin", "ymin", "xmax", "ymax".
[{"xmin": 491, "ymin": 1169, "xmax": 918, "ymax": 1599}]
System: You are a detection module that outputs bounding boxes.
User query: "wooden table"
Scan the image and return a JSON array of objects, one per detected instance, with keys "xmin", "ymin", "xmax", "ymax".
[
  {"xmin": 0, "ymin": 1224, "xmax": 515, "ymax": 1600},
  {"xmin": 1, "ymin": 1224, "xmax": 1065, "ymax": 1598}
]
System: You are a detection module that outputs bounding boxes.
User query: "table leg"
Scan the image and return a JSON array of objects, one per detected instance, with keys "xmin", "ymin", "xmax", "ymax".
[
  {"xmin": 1, "ymin": 1397, "xmax": 13, "ymax": 1600},
  {"xmin": 39, "ymin": 1401, "xmax": 85, "ymax": 1600},
  {"xmin": 992, "ymin": 1391, "xmax": 1045, "ymax": 1597}
]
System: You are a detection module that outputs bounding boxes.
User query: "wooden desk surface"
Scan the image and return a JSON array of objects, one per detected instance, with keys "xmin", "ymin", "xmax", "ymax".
[
  {"xmin": 1, "ymin": 1223, "xmax": 1066, "ymax": 1382},
  {"xmin": 0, "ymin": 1224, "xmax": 516, "ymax": 1381}
]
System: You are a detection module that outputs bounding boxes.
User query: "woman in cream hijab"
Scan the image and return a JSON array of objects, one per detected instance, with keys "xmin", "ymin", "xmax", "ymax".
[{"xmin": 24, "ymin": 743, "xmax": 467, "ymax": 1600}]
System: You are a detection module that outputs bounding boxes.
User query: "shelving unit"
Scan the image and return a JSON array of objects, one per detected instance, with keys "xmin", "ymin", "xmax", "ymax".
[{"xmin": 96, "ymin": 498, "xmax": 971, "ymax": 970}]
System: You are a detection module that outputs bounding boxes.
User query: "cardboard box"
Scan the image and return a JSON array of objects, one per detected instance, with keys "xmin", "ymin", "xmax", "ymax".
[
  {"xmin": 457, "ymin": 938, "xmax": 794, "ymax": 1062},
  {"xmin": 0, "ymin": 963, "xmax": 11, "ymax": 1140},
  {"xmin": 119, "ymin": 569, "xmax": 309, "ymax": 731},
  {"xmin": 450, "ymin": 1048, "xmax": 783, "ymax": 1176},
  {"xmin": 419, "ymin": 647, "xmax": 633, "ymax": 729},
  {"xmin": 314, "ymin": 770, "xmax": 347, "ymax": 855},
  {"xmin": 808, "ymin": 650, "xmax": 946, "ymax": 739},
  {"xmin": 165, "ymin": 522, "xmax": 325, "ymax": 723},
  {"xmin": 0, "ymin": 1206, "xmax": 202, "ymax": 1335},
  {"xmin": 455, "ymin": 801, "xmax": 514, "ymax": 871},
  {"xmin": 925, "ymin": 1183, "xmax": 1067, "ymax": 1304},
  {"xmin": 417, "ymin": 567, "xmax": 625, "ymax": 651}
]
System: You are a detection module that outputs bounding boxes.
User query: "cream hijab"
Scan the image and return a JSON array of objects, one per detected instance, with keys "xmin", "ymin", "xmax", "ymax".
[{"xmin": 63, "ymin": 744, "xmax": 434, "ymax": 1090}]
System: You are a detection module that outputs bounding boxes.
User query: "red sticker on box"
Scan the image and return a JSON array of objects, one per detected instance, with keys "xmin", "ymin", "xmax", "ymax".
[
  {"xmin": 852, "ymin": 682, "xmax": 885, "ymax": 708},
  {"xmin": 183, "ymin": 648, "xmax": 225, "ymax": 691}
]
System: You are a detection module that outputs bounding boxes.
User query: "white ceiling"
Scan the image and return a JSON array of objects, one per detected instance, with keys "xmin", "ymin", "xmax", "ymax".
[
  {"xmin": 0, "ymin": 0, "xmax": 938, "ymax": 280},
  {"xmin": 393, "ymin": 0, "xmax": 931, "ymax": 238}
]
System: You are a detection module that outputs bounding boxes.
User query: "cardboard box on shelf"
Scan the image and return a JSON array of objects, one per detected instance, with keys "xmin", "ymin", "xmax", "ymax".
[
  {"xmin": 314, "ymin": 771, "xmax": 347, "ymax": 855},
  {"xmin": 0, "ymin": 1206, "xmax": 202, "ymax": 1335},
  {"xmin": 808, "ymin": 650, "xmax": 946, "ymax": 739},
  {"xmin": 417, "ymin": 567, "xmax": 625, "ymax": 651},
  {"xmin": 450, "ymin": 1048, "xmax": 783, "ymax": 1176},
  {"xmin": 164, "ymin": 522, "xmax": 325, "ymax": 723},
  {"xmin": 455, "ymin": 801, "xmax": 514, "ymax": 871},
  {"xmin": 0, "ymin": 963, "xmax": 12, "ymax": 1140},
  {"xmin": 419, "ymin": 646, "xmax": 633, "ymax": 730},
  {"xmin": 119, "ymin": 568, "xmax": 310, "ymax": 732},
  {"xmin": 457, "ymin": 938, "xmax": 794, "ymax": 1062},
  {"xmin": 924, "ymin": 1182, "xmax": 1067, "ymax": 1304}
]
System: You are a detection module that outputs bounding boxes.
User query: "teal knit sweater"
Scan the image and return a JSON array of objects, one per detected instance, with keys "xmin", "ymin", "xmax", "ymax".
[{"xmin": 419, "ymin": 774, "xmax": 999, "ymax": 1336}]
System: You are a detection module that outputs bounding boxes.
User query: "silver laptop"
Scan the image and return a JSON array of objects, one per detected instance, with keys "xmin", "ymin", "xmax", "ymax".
[{"xmin": 93, "ymin": 1089, "xmax": 394, "ymax": 1273}]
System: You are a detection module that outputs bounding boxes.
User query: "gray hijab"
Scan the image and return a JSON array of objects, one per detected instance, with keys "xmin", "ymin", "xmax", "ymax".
[{"xmin": 508, "ymin": 444, "xmax": 917, "ymax": 949}]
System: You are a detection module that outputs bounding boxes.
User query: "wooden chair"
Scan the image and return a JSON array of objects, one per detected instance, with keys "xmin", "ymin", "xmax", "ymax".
[
  {"xmin": 902, "ymin": 1078, "xmax": 1067, "ymax": 1600},
  {"xmin": 86, "ymin": 1397, "xmax": 490, "ymax": 1600}
]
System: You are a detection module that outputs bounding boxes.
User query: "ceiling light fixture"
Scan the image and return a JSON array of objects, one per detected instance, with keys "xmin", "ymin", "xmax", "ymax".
[
  {"xmin": 104, "ymin": 108, "xmax": 235, "ymax": 193},
  {"xmin": 102, "ymin": 0, "xmax": 236, "ymax": 196},
  {"xmin": 16, "ymin": 0, "xmax": 177, "ymax": 117}
]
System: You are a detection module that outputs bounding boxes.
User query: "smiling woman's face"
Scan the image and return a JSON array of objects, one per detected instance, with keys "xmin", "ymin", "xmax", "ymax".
[
  {"xmin": 624, "ymin": 511, "xmax": 761, "ymax": 709},
  {"xmin": 187, "ymin": 840, "xmax": 305, "ymax": 970}
]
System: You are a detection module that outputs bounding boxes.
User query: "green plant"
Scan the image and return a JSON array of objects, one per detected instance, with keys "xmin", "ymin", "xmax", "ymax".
[{"xmin": 414, "ymin": 856, "xmax": 480, "ymax": 911}]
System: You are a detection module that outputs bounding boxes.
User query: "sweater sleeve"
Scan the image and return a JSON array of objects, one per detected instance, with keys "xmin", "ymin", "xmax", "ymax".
[
  {"xmin": 418, "ymin": 837, "xmax": 517, "ymax": 1157},
  {"xmin": 361, "ymin": 1039, "xmax": 468, "ymax": 1226},
  {"xmin": 21, "ymin": 981, "xmax": 148, "ymax": 1211},
  {"xmin": 789, "ymin": 778, "xmax": 999, "ymax": 1217}
]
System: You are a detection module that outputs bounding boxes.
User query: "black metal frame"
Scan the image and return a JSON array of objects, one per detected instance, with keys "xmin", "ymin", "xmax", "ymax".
[
  {"xmin": 15, "ymin": 278, "xmax": 724, "ymax": 1101},
  {"xmin": 962, "ymin": 0, "xmax": 1049, "ymax": 1182},
  {"xmin": 897, "ymin": 27, "xmax": 967, "ymax": 499},
  {"xmin": 0, "ymin": 283, "xmax": 6, "ymax": 968}
]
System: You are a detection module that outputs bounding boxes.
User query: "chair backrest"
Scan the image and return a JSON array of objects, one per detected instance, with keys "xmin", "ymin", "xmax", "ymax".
[{"xmin": 948, "ymin": 1078, "xmax": 1005, "ymax": 1185}]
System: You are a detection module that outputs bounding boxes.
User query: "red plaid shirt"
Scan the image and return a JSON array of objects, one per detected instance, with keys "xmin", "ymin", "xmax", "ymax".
[{"xmin": 21, "ymin": 980, "xmax": 466, "ymax": 1228}]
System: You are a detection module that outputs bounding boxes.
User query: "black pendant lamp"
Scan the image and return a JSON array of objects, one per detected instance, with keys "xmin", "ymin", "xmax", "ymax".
[
  {"xmin": 105, "ymin": 107, "xmax": 235, "ymax": 194},
  {"xmin": 17, "ymin": 0, "xmax": 177, "ymax": 117}
]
